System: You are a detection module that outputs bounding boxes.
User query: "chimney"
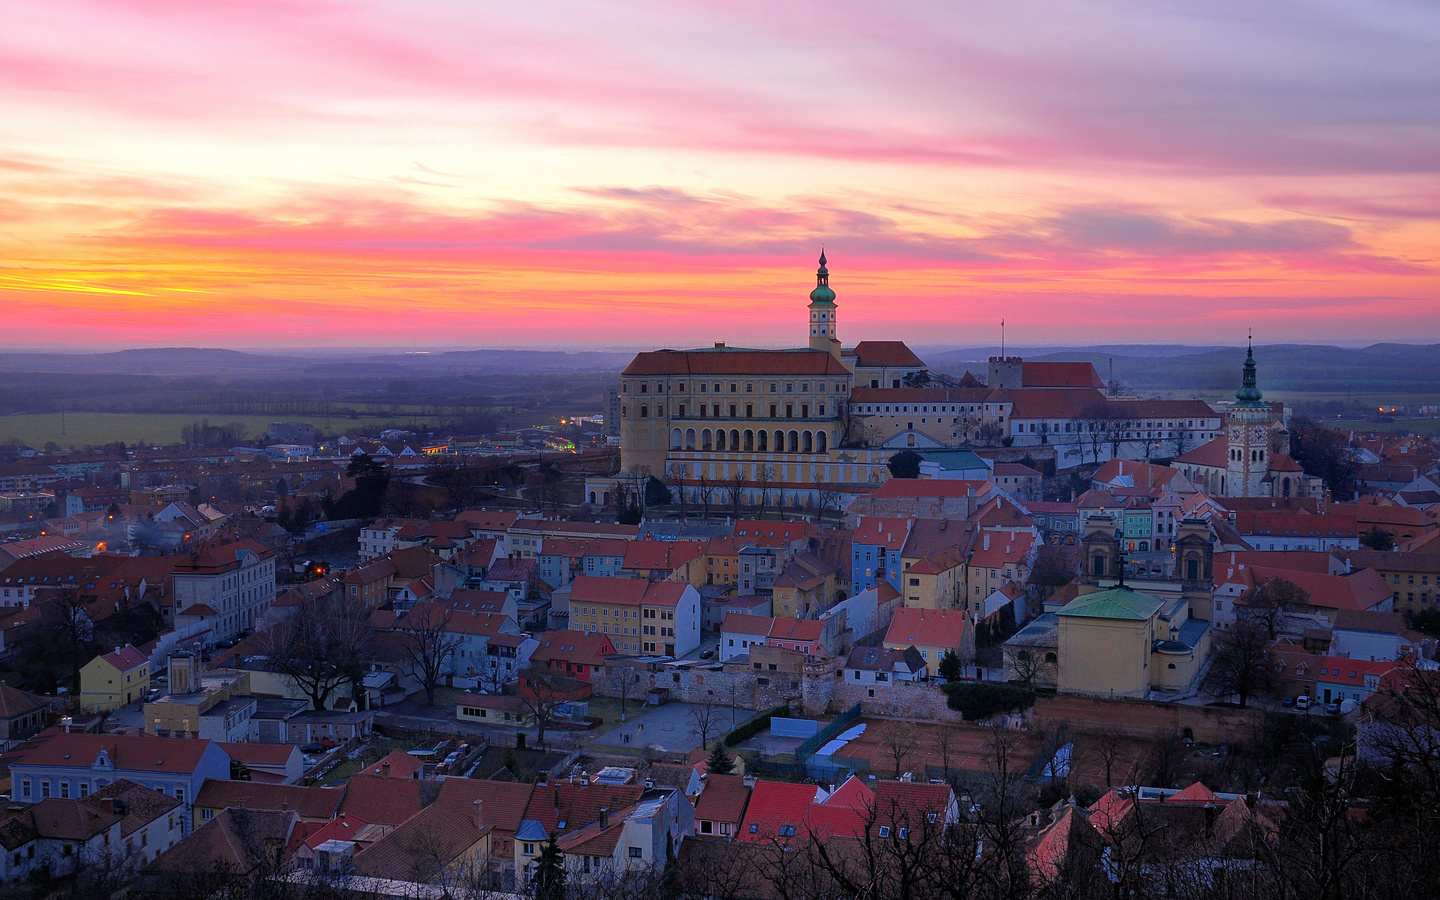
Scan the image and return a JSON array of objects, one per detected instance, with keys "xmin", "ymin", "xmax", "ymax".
[
  {"xmin": 381, "ymin": 761, "xmax": 391, "ymax": 778},
  {"xmin": 473, "ymin": 798, "xmax": 485, "ymax": 829},
  {"xmin": 599, "ymin": 807, "xmax": 610, "ymax": 829}
]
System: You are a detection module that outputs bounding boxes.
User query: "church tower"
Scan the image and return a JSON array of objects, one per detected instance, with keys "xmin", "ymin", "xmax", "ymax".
[
  {"xmin": 1226, "ymin": 336, "xmax": 1270, "ymax": 497},
  {"xmin": 807, "ymin": 250, "xmax": 840, "ymax": 358}
]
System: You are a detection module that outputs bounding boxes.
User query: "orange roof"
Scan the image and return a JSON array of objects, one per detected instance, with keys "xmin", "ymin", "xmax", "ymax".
[
  {"xmin": 530, "ymin": 630, "xmax": 615, "ymax": 666},
  {"xmin": 969, "ymin": 533, "xmax": 1035, "ymax": 569},
  {"xmin": 736, "ymin": 780, "xmax": 821, "ymax": 843},
  {"xmin": 623, "ymin": 348, "xmax": 851, "ymax": 377},
  {"xmin": 99, "ymin": 643, "xmax": 148, "ymax": 672},
  {"xmin": 1007, "ymin": 388, "xmax": 1108, "ymax": 419},
  {"xmin": 13, "ymin": 733, "xmax": 220, "ymax": 775},
  {"xmin": 336, "ymin": 774, "xmax": 424, "ymax": 827},
  {"xmin": 1021, "ymin": 361, "xmax": 1105, "ymax": 389},
  {"xmin": 849, "ymin": 340, "xmax": 925, "ymax": 368},
  {"xmin": 720, "ymin": 613, "xmax": 773, "ymax": 636},
  {"xmin": 884, "ymin": 607, "xmax": 967, "ymax": 651},
  {"xmin": 1175, "ymin": 436, "xmax": 1229, "ymax": 468},
  {"xmin": 568, "ymin": 575, "xmax": 688, "ymax": 607},
  {"xmin": 768, "ymin": 618, "xmax": 823, "ymax": 643},
  {"xmin": 622, "ymin": 539, "xmax": 705, "ymax": 571},
  {"xmin": 852, "ymin": 517, "xmax": 913, "ymax": 550}
]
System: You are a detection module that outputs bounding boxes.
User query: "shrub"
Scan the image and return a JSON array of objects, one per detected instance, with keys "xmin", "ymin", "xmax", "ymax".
[{"xmin": 942, "ymin": 683, "xmax": 1035, "ymax": 721}]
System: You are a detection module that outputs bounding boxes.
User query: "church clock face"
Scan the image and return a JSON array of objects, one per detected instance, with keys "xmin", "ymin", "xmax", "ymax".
[
  {"xmin": 1229, "ymin": 426, "xmax": 1242, "ymax": 443},
  {"xmin": 1252, "ymin": 426, "xmax": 1267, "ymax": 443}
]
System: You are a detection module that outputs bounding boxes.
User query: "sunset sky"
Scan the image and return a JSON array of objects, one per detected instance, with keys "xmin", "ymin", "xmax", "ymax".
[{"xmin": 2, "ymin": 0, "xmax": 1437, "ymax": 350}]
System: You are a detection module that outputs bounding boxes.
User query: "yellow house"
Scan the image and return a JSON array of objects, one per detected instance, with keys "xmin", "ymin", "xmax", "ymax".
[
  {"xmin": 771, "ymin": 554, "xmax": 836, "ymax": 618},
  {"xmin": 882, "ymin": 607, "xmax": 972, "ymax": 677},
  {"xmin": 900, "ymin": 545, "xmax": 967, "ymax": 610},
  {"xmin": 79, "ymin": 644, "xmax": 151, "ymax": 711}
]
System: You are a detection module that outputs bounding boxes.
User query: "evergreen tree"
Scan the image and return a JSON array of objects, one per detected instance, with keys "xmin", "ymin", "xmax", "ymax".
[
  {"xmin": 532, "ymin": 834, "xmax": 565, "ymax": 900},
  {"xmin": 706, "ymin": 742, "xmax": 734, "ymax": 776},
  {"xmin": 938, "ymin": 649, "xmax": 963, "ymax": 682}
]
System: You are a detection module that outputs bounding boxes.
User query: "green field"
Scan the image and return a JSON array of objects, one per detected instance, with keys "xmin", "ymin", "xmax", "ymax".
[{"xmin": 0, "ymin": 413, "xmax": 413, "ymax": 449}]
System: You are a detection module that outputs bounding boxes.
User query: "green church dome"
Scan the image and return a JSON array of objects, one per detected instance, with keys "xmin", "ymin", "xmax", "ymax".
[{"xmin": 808, "ymin": 249, "xmax": 836, "ymax": 305}]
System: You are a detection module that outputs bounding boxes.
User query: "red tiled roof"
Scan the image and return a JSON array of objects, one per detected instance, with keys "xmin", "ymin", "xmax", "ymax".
[
  {"xmin": 720, "ymin": 613, "xmax": 772, "ymax": 637},
  {"xmin": 453, "ymin": 509, "xmax": 522, "ymax": 531},
  {"xmin": 1007, "ymin": 388, "xmax": 1108, "ymax": 419},
  {"xmin": 568, "ymin": 576, "xmax": 688, "ymax": 608},
  {"xmin": 694, "ymin": 774, "xmax": 750, "ymax": 826},
  {"xmin": 1315, "ymin": 657, "xmax": 1393, "ymax": 688},
  {"xmin": 434, "ymin": 776, "xmax": 535, "ymax": 836},
  {"xmin": 219, "ymin": 742, "xmax": 299, "ymax": 768},
  {"xmin": 849, "ymin": 341, "xmax": 925, "ymax": 369},
  {"xmin": 870, "ymin": 479, "xmax": 995, "ymax": 500},
  {"xmin": 520, "ymin": 781, "xmax": 644, "ymax": 837},
  {"xmin": 100, "ymin": 644, "xmax": 148, "ymax": 672},
  {"xmin": 622, "ymin": 540, "xmax": 705, "ymax": 571},
  {"xmin": 885, "ymin": 607, "xmax": 967, "ymax": 651},
  {"xmin": 736, "ymin": 780, "xmax": 820, "ymax": 843},
  {"xmin": 1021, "ymin": 361, "xmax": 1105, "ymax": 389},
  {"xmin": 531, "ymin": 630, "xmax": 615, "ymax": 667},
  {"xmin": 194, "ymin": 779, "xmax": 341, "ymax": 820},
  {"xmin": 301, "ymin": 813, "xmax": 371, "ymax": 849},
  {"xmin": 852, "ymin": 517, "xmax": 913, "ymax": 550},
  {"xmin": 768, "ymin": 618, "xmax": 823, "ymax": 644},
  {"xmin": 623, "ymin": 348, "xmax": 851, "ymax": 377},
  {"xmin": 336, "ymin": 774, "xmax": 424, "ymax": 827},
  {"xmin": 15, "ymin": 733, "xmax": 215, "ymax": 775},
  {"xmin": 969, "ymin": 533, "xmax": 1035, "ymax": 569},
  {"xmin": 364, "ymin": 749, "xmax": 424, "ymax": 780}
]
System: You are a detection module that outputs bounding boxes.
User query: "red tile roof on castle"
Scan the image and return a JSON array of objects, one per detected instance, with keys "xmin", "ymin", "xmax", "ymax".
[
  {"xmin": 870, "ymin": 479, "xmax": 995, "ymax": 500},
  {"xmin": 849, "ymin": 341, "xmax": 925, "ymax": 368},
  {"xmin": 1006, "ymin": 388, "xmax": 1107, "ymax": 419},
  {"xmin": 623, "ymin": 348, "xmax": 852, "ymax": 377},
  {"xmin": 1020, "ymin": 361, "xmax": 1106, "ymax": 389}
]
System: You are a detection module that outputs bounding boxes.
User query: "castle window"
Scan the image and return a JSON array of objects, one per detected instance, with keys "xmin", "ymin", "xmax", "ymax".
[{"xmin": 640, "ymin": 384, "xmax": 648, "ymax": 393}]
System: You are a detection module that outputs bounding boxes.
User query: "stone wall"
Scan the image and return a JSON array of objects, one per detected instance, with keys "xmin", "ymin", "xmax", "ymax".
[
  {"xmin": 591, "ymin": 660, "xmax": 803, "ymax": 714},
  {"xmin": 818, "ymin": 680, "xmax": 973, "ymax": 723},
  {"xmin": 1031, "ymin": 695, "xmax": 1263, "ymax": 745}
]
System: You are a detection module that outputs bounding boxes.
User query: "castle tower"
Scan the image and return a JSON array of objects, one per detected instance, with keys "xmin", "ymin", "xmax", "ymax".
[
  {"xmin": 1226, "ymin": 336, "xmax": 1270, "ymax": 497},
  {"xmin": 807, "ymin": 250, "xmax": 840, "ymax": 358}
]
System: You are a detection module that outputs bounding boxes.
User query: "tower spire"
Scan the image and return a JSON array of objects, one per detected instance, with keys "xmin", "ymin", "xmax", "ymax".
[
  {"xmin": 807, "ymin": 249, "xmax": 838, "ymax": 357},
  {"xmin": 1235, "ymin": 332, "xmax": 1263, "ymax": 406}
]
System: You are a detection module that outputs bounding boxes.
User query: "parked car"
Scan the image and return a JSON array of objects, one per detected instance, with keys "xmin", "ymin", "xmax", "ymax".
[
  {"xmin": 1325, "ymin": 702, "xmax": 1342, "ymax": 715},
  {"xmin": 300, "ymin": 743, "xmax": 324, "ymax": 754},
  {"xmin": 699, "ymin": 649, "xmax": 714, "ymax": 659},
  {"xmin": 1295, "ymin": 696, "xmax": 1311, "ymax": 711},
  {"xmin": 1281, "ymin": 697, "xmax": 1295, "ymax": 707}
]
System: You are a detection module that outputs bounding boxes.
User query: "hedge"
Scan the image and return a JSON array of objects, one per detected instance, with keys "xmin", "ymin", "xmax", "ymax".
[
  {"xmin": 942, "ymin": 683, "xmax": 1035, "ymax": 721},
  {"xmin": 724, "ymin": 705, "xmax": 790, "ymax": 747}
]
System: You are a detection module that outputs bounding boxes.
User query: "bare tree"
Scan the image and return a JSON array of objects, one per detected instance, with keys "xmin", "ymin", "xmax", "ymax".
[
  {"xmin": 1146, "ymin": 729, "xmax": 1184, "ymax": 788},
  {"xmin": 1244, "ymin": 575, "xmax": 1310, "ymax": 639},
  {"xmin": 728, "ymin": 469, "xmax": 747, "ymax": 521},
  {"xmin": 933, "ymin": 724, "xmax": 956, "ymax": 783},
  {"xmin": 815, "ymin": 474, "xmax": 844, "ymax": 527},
  {"xmin": 518, "ymin": 665, "xmax": 564, "ymax": 751},
  {"xmin": 881, "ymin": 720, "xmax": 920, "ymax": 777},
  {"xmin": 255, "ymin": 593, "xmax": 375, "ymax": 711},
  {"xmin": 688, "ymin": 699, "xmax": 723, "ymax": 751},
  {"xmin": 754, "ymin": 465, "xmax": 775, "ymax": 520},
  {"xmin": 695, "ymin": 469, "xmax": 716, "ymax": 522},
  {"xmin": 674, "ymin": 463, "xmax": 689, "ymax": 520},
  {"xmin": 395, "ymin": 602, "xmax": 464, "ymax": 706},
  {"xmin": 1205, "ymin": 616, "xmax": 1277, "ymax": 707},
  {"xmin": 1093, "ymin": 728, "xmax": 1126, "ymax": 787},
  {"xmin": 1006, "ymin": 647, "xmax": 1056, "ymax": 688}
]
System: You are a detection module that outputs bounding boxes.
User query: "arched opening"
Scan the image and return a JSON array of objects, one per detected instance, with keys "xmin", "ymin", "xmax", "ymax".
[
  {"xmin": 817, "ymin": 431, "xmax": 827, "ymax": 452},
  {"xmin": 744, "ymin": 430, "xmax": 755, "ymax": 452},
  {"xmin": 716, "ymin": 430, "xmax": 727, "ymax": 451},
  {"xmin": 1044, "ymin": 652, "xmax": 1057, "ymax": 664},
  {"xmin": 702, "ymin": 429, "xmax": 712, "ymax": 451},
  {"xmin": 790, "ymin": 430, "xmax": 801, "ymax": 453},
  {"xmin": 773, "ymin": 430, "xmax": 784, "ymax": 452},
  {"xmin": 685, "ymin": 428, "xmax": 696, "ymax": 450},
  {"xmin": 1282, "ymin": 477, "xmax": 1291, "ymax": 498},
  {"xmin": 757, "ymin": 431, "xmax": 768, "ymax": 452},
  {"xmin": 670, "ymin": 428, "xmax": 682, "ymax": 450},
  {"xmin": 588, "ymin": 491, "xmax": 596, "ymax": 504},
  {"xmin": 602, "ymin": 491, "xmax": 609, "ymax": 506},
  {"xmin": 802, "ymin": 431, "xmax": 813, "ymax": 453},
  {"xmin": 730, "ymin": 429, "xmax": 740, "ymax": 451}
]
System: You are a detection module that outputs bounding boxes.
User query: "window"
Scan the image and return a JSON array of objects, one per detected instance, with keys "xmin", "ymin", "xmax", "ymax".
[
  {"xmin": 879, "ymin": 826, "xmax": 892, "ymax": 838},
  {"xmin": 779, "ymin": 825, "xmax": 796, "ymax": 837},
  {"xmin": 629, "ymin": 847, "xmax": 643, "ymax": 858},
  {"xmin": 524, "ymin": 843, "xmax": 535, "ymax": 855},
  {"xmin": 899, "ymin": 827, "xmax": 909, "ymax": 839}
]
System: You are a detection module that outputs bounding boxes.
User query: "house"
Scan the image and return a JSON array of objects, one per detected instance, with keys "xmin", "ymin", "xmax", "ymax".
[
  {"xmin": 1330, "ymin": 609, "xmax": 1406, "ymax": 661},
  {"xmin": 692, "ymin": 773, "xmax": 751, "ymax": 841},
  {"xmin": 290, "ymin": 813, "xmax": 385, "ymax": 872},
  {"xmin": 350, "ymin": 801, "xmax": 495, "ymax": 886},
  {"xmin": 79, "ymin": 644, "xmax": 150, "ymax": 711},
  {"xmin": 457, "ymin": 692, "xmax": 531, "ymax": 726},
  {"xmin": 84, "ymin": 779, "xmax": 186, "ymax": 868},
  {"xmin": 340, "ymin": 559, "xmax": 397, "ymax": 610},
  {"xmin": 0, "ymin": 683, "xmax": 50, "ymax": 741},
  {"xmin": 0, "ymin": 797, "xmax": 124, "ymax": 883},
  {"xmin": 138, "ymin": 808, "xmax": 300, "ymax": 891},
  {"xmin": 514, "ymin": 780, "xmax": 646, "ymax": 882},
  {"xmin": 735, "ymin": 780, "xmax": 822, "ymax": 844},
  {"xmin": 567, "ymin": 575, "xmax": 701, "ymax": 657},
  {"xmin": 335, "ymin": 773, "xmax": 425, "ymax": 827},
  {"xmin": 432, "ymin": 776, "xmax": 535, "ymax": 882},
  {"xmin": 851, "ymin": 517, "xmax": 914, "ymax": 594},
  {"xmin": 219, "ymin": 742, "xmax": 304, "ymax": 784},
  {"xmin": 171, "ymin": 540, "xmax": 277, "ymax": 641},
  {"xmin": 720, "ymin": 614, "xmax": 772, "ymax": 662},
  {"xmin": 530, "ymin": 630, "xmax": 615, "ymax": 682},
  {"xmin": 8, "ymin": 733, "xmax": 231, "ymax": 832},
  {"xmin": 883, "ymin": 608, "xmax": 973, "ymax": 678},
  {"xmin": 966, "ymin": 531, "xmax": 1036, "ymax": 607},
  {"xmin": 558, "ymin": 787, "xmax": 693, "ymax": 885},
  {"xmin": 767, "ymin": 618, "xmax": 825, "ymax": 657},
  {"xmin": 1315, "ymin": 656, "xmax": 1395, "ymax": 707},
  {"xmin": 771, "ymin": 553, "xmax": 838, "ymax": 618},
  {"xmin": 844, "ymin": 645, "xmax": 927, "ymax": 684},
  {"xmin": 1269, "ymin": 640, "xmax": 1321, "ymax": 701}
]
